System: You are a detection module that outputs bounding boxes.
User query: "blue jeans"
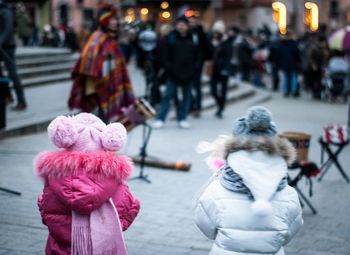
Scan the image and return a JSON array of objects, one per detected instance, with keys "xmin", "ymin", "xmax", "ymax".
[
  {"xmin": 283, "ymin": 71, "xmax": 298, "ymax": 95},
  {"xmin": 157, "ymin": 79, "xmax": 191, "ymax": 122}
]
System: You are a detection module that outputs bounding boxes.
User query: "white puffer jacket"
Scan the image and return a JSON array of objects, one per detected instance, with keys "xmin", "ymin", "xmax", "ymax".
[{"xmin": 194, "ymin": 147, "xmax": 303, "ymax": 255}]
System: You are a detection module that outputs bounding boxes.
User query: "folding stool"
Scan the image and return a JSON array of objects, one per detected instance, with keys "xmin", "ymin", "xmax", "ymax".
[
  {"xmin": 318, "ymin": 124, "xmax": 349, "ymax": 183},
  {"xmin": 288, "ymin": 161, "xmax": 320, "ymax": 214},
  {"xmin": 318, "ymin": 138, "xmax": 349, "ymax": 182}
]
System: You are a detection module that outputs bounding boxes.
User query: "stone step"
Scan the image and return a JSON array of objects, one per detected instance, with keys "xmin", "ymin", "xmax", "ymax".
[
  {"xmin": 16, "ymin": 54, "xmax": 78, "ymax": 68},
  {"xmin": 0, "ymin": 81, "xmax": 265, "ymax": 139},
  {"xmin": 21, "ymin": 72, "xmax": 71, "ymax": 87},
  {"xmin": 202, "ymin": 83, "xmax": 256, "ymax": 110},
  {"xmin": 18, "ymin": 62, "xmax": 74, "ymax": 79},
  {"xmin": 15, "ymin": 47, "xmax": 72, "ymax": 60}
]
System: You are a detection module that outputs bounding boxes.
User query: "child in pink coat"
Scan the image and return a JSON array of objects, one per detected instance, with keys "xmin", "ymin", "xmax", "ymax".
[{"xmin": 34, "ymin": 113, "xmax": 140, "ymax": 255}]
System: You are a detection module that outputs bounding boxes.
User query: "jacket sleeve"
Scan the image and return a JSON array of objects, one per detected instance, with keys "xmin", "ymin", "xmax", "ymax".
[
  {"xmin": 194, "ymin": 195, "xmax": 217, "ymax": 240},
  {"xmin": 37, "ymin": 193, "xmax": 47, "ymax": 225},
  {"xmin": 283, "ymin": 188, "xmax": 304, "ymax": 245},
  {"xmin": 48, "ymin": 174, "xmax": 119, "ymax": 215},
  {"xmin": 0, "ymin": 8, "xmax": 13, "ymax": 46},
  {"xmin": 112, "ymin": 183, "xmax": 140, "ymax": 231}
]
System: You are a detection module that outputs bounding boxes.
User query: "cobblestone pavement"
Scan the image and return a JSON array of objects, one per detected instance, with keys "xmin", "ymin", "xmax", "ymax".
[{"xmin": 0, "ymin": 90, "xmax": 349, "ymax": 255}]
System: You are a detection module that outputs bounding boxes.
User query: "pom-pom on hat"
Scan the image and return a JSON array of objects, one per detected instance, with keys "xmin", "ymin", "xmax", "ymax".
[
  {"xmin": 97, "ymin": 3, "xmax": 118, "ymax": 30},
  {"xmin": 232, "ymin": 106, "xmax": 277, "ymax": 138},
  {"xmin": 47, "ymin": 113, "xmax": 127, "ymax": 152}
]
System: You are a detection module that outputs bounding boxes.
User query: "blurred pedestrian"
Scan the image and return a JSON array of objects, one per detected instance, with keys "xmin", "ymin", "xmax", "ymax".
[
  {"xmin": 35, "ymin": 113, "xmax": 140, "ymax": 255},
  {"xmin": 209, "ymin": 20, "xmax": 232, "ymax": 119},
  {"xmin": 268, "ymin": 33, "xmax": 281, "ymax": 91},
  {"xmin": 0, "ymin": 0, "xmax": 27, "ymax": 110},
  {"xmin": 65, "ymin": 23, "xmax": 78, "ymax": 52},
  {"xmin": 236, "ymin": 31, "xmax": 254, "ymax": 82},
  {"xmin": 276, "ymin": 30, "xmax": 300, "ymax": 97},
  {"xmin": 152, "ymin": 16, "xmax": 200, "ymax": 129},
  {"xmin": 15, "ymin": 2, "xmax": 32, "ymax": 46},
  {"xmin": 303, "ymin": 34, "xmax": 326, "ymax": 99},
  {"xmin": 76, "ymin": 21, "xmax": 92, "ymax": 52},
  {"xmin": 194, "ymin": 106, "xmax": 303, "ymax": 255},
  {"xmin": 188, "ymin": 15, "xmax": 209, "ymax": 118},
  {"xmin": 68, "ymin": 3, "xmax": 135, "ymax": 123},
  {"xmin": 251, "ymin": 32, "xmax": 268, "ymax": 88}
]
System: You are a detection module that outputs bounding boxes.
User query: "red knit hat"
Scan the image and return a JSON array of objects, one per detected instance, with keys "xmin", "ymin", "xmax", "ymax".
[{"xmin": 97, "ymin": 3, "xmax": 118, "ymax": 29}]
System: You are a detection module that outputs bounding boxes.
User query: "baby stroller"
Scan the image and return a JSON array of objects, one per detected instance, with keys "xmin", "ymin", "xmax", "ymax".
[{"xmin": 322, "ymin": 56, "xmax": 348, "ymax": 102}]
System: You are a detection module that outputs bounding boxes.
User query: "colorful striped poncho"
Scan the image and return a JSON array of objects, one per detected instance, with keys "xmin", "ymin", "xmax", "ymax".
[{"xmin": 68, "ymin": 30, "xmax": 135, "ymax": 122}]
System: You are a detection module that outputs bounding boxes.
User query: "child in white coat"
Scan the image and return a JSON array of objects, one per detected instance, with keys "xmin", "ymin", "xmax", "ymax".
[{"xmin": 194, "ymin": 106, "xmax": 303, "ymax": 255}]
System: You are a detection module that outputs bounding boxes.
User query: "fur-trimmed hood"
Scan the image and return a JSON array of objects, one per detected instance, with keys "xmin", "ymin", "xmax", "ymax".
[
  {"xmin": 198, "ymin": 135, "xmax": 296, "ymax": 166},
  {"xmin": 34, "ymin": 151, "xmax": 133, "ymax": 180},
  {"xmin": 223, "ymin": 136, "xmax": 296, "ymax": 164}
]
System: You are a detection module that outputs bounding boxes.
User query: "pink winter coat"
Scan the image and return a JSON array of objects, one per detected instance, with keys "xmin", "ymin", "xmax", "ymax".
[{"xmin": 35, "ymin": 151, "xmax": 140, "ymax": 255}]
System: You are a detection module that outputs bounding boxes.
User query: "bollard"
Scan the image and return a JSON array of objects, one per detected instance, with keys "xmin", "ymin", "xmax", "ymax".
[{"xmin": 0, "ymin": 77, "xmax": 9, "ymax": 129}]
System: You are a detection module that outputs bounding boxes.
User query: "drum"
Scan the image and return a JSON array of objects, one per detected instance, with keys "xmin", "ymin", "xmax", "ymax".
[
  {"xmin": 117, "ymin": 98, "xmax": 156, "ymax": 131},
  {"xmin": 279, "ymin": 131, "xmax": 311, "ymax": 162}
]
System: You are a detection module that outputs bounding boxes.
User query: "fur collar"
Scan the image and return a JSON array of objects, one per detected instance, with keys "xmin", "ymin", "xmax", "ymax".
[
  {"xmin": 210, "ymin": 135, "xmax": 296, "ymax": 165},
  {"xmin": 34, "ymin": 151, "xmax": 133, "ymax": 180}
]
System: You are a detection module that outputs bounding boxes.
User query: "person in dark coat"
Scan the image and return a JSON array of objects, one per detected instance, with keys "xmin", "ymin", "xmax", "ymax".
[
  {"xmin": 152, "ymin": 16, "xmax": 200, "ymax": 129},
  {"xmin": 0, "ymin": 0, "xmax": 27, "ymax": 110},
  {"xmin": 276, "ymin": 31, "xmax": 300, "ymax": 97},
  {"xmin": 188, "ymin": 15, "xmax": 208, "ymax": 118},
  {"xmin": 236, "ymin": 33, "xmax": 253, "ymax": 82},
  {"xmin": 209, "ymin": 27, "xmax": 232, "ymax": 119},
  {"xmin": 303, "ymin": 34, "xmax": 326, "ymax": 99},
  {"xmin": 268, "ymin": 34, "xmax": 281, "ymax": 91}
]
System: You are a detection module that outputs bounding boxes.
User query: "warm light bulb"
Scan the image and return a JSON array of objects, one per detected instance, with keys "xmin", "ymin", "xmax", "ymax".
[
  {"xmin": 305, "ymin": 2, "xmax": 319, "ymax": 31},
  {"xmin": 141, "ymin": 8, "xmax": 149, "ymax": 15},
  {"xmin": 161, "ymin": 11, "xmax": 171, "ymax": 19},
  {"xmin": 161, "ymin": 1, "xmax": 169, "ymax": 10}
]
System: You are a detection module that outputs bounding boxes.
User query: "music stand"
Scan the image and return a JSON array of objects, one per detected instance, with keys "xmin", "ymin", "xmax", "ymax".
[
  {"xmin": 129, "ymin": 30, "xmax": 158, "ymax": 183},
  {"xmin": 129, "ymin": 122, "xmax": 152, "ymax": 183}
]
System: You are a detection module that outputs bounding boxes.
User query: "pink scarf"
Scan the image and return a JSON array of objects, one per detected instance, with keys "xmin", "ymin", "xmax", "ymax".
[{"xmin": 71, "ymin": 198, "xmax": 128, "ymax": 255}]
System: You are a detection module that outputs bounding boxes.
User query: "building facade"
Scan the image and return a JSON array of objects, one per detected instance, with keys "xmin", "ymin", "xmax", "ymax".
[
  {"xmin": 8, "ymin": 0, "xmax": 51, "ymax": 31},
  {"xmin": 210, "ymin": 0, "xmax": 274, "ymax": 33}
]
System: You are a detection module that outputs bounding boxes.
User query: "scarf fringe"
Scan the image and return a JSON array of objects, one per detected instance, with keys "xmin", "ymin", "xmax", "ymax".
[{"xmin": 72, "ymin": 226, "xmax": 92, "ymax": 255}]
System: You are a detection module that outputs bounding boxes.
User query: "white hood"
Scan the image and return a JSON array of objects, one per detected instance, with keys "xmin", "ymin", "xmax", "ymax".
[{"xmin": 227, "ymin": 150, "xmax": 288, "ymax": 216}]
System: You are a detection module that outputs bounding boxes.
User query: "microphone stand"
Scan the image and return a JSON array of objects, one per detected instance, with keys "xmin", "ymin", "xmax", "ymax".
[{"xmin": 129, "ymin": 51, "xmax": 156, "ymax": 183}]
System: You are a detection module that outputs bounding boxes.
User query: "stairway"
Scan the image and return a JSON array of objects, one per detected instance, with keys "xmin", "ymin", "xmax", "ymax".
[
  {"xmin": 0, "ymin": 47, "xmax": 270, "ymax": 139},
  {"xmin": 15, "ymin": 47, "xmax": 78, "ymax": 87}
]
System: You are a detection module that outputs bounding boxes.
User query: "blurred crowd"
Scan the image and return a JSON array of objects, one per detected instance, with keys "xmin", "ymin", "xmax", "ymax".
[
  {"xmin": 115, "ymin": 16, "xmax": 350, "ymax": 125},
  {"xmin": 7, "ymin": 3, "xmax": 350, "ymax": 108},
  {"xmin": 1, "ymin": 0, "xmax": 350, "ymax": 124}
]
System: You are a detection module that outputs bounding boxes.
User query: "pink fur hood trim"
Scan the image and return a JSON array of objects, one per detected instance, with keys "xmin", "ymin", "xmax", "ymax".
[{"xmin": 34, "ymin": 151, "xmax": 133, "ymax": 180}]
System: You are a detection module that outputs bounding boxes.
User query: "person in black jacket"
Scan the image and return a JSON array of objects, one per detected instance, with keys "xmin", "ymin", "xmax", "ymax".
[
  {"xmin": 188, "ymin": 15, "xmax": 208, "ymax": 118},
  {"xmin": 209, "ymin": 27, "xmax": 232, "ymax": 118},
  {"xmin": 276, "ymin": 31, "xmax": 300, "ymax": 97},
  {"xmin": 152, "ymin": 16, "xmax": 199, "ymax": 129},
  {"xmin": 0, "ymin": 0, "xmax": 27, "ymax": 110}
]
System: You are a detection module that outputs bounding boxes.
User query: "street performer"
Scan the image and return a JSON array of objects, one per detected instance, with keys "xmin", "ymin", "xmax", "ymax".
[{"xmin": 68, "ymin": 3, "xmax": 135, "ymax": 123}]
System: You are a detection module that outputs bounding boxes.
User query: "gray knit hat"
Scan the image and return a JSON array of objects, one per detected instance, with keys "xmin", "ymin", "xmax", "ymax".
[{"xmin": 232, "ymin": 106, "xmax": 277, "ymax": 137}]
